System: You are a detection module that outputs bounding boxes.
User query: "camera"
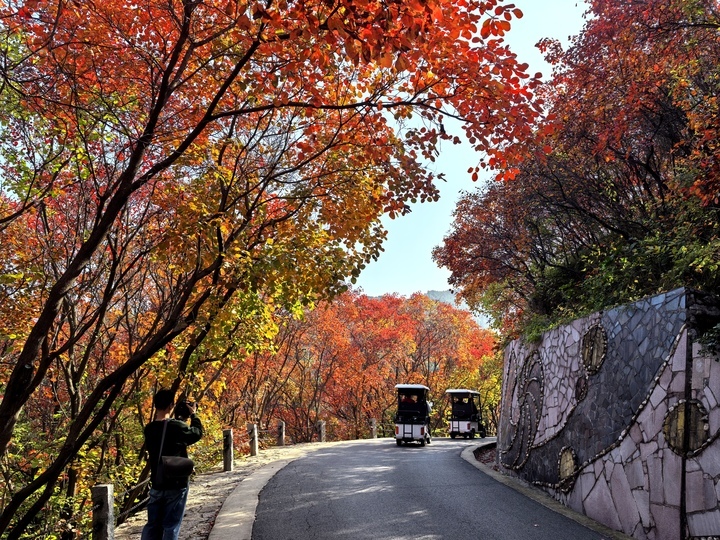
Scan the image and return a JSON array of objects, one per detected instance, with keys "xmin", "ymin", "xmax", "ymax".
[{"xmin": 174, "ymin": 400, "xmax": 195, "ymax": 420}]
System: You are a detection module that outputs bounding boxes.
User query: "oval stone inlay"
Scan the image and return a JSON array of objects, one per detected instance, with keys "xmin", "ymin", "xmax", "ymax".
[{"xmin": 581, "ymin": 324, "xmax": 607, "ymax": 374}]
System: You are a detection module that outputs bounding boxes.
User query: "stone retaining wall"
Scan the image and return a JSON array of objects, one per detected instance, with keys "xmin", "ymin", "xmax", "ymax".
[{"xmin": 498, "ymin": 287, "xmax": 720, "ymax": 540}]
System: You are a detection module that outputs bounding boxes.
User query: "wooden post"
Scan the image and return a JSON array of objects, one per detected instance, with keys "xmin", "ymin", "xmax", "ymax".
[
  {"xmin": 277, "ymin": 421, "xmax": 285, "ymax": 446},
  {"xmin": 370, "ymin": 418, "xmax": 377, "ymax": 439},
  {"xmin": 248, "ymin": 423, "xmax": 259, "ymax": 456},
  {"xmin": 223, "ymin": 428, "xmax": 234, "ymax": 471},
  {"xmin": 316, "ymin": 420, "xmax": 326, "ymax": 442},
  {"xmin": 91, "ymin": 484, "xmax": 114, "ymax": 540}
]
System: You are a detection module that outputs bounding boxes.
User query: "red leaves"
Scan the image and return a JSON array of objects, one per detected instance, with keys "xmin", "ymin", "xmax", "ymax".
[
  {"xmin": 480, "ymin": 18, "xmax": 509, "ymax": 38},
  {"xmin": 437, "ymin": 0, "xmax": 720, "ymax": 339},
  {"xmin": 480, "ymin": 2, "xmax": 522, "ymax": 37}
]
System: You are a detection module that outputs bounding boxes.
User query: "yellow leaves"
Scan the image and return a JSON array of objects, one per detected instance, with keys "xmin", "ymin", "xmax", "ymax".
[{"xmin": 274, "ymin": 29, "xmax": 291, "ymax": 40}]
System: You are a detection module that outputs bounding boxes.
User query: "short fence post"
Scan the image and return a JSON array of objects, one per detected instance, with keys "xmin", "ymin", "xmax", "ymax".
[
  {"xmin": 277, "ymin": 421, "xmax": 285, "ymax": 446},
  {"xmin": 223, "ymin": 428, "xmax": 234, "ymax": 471},
  {"xmin": 370, "ymin": 418, "xmax": 377, "ymax": 439},
  {"xmin": 248, "ymin": 423, "xmax": 259, "ymax": 456},
  {"xmin": 92, "ymin": 484, "xmax": 114, "ymax": 540},
  {"xmin": 316, "ymin": 420, "xmax": 326, "ymax": 443}
]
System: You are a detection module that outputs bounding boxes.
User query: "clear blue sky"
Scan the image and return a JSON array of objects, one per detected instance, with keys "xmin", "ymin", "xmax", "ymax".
[{"xmin": 353, "ymin": 0, "xmax": 588, "ymax": 298}]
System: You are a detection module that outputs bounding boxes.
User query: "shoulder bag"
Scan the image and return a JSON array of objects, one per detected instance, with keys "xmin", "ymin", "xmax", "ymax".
[{"xmin": 156, "ymin": 419, "xmax": 195, "ymax": 485}]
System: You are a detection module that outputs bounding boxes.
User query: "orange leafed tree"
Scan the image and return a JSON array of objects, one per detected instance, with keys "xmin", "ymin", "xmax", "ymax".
[
  {"xmin": 268, "ymin": 292, "xmax": 497, "ymax": 439},
  {"xmin": 215, "ymin": 291, "xmax": 497, "ymax": 443},
  {"xmin": 323, "ymin": 293, "xmax": 413, "ymax": 439}
]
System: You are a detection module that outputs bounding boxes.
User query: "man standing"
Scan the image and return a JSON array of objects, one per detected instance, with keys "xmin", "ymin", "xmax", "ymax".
[{"xmin": 142, "ymin": 389, "xmax": 204, "ymax": 540}]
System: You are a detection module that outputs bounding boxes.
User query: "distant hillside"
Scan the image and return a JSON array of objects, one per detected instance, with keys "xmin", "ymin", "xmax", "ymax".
[
  {"xmin": 426, "ymin": 290, "xmax": 456, "ymax": 305},
  {"xmin": 426, "ymin": 290, "xmax": 490, "ymax": 328}
]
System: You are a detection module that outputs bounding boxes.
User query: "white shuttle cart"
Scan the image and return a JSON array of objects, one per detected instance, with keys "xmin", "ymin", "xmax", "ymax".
[
  {"xmin": 445, "ymin": 389, "xmax": 487, "ymax": 439},
  {"xmin": 394, "ymin": 384, "xmax": 432, "ymax": 446}
]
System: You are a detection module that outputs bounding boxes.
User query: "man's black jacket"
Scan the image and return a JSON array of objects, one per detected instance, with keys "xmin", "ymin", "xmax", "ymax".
[{"xmin": 145, "ymin": 415, "xmax": 203, "ymax": 490}]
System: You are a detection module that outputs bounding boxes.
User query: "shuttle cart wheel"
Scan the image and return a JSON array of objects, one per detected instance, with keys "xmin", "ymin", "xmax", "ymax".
[{"xmin": 396, "ymin": 439, "xmax": 402, "ymax": 446}]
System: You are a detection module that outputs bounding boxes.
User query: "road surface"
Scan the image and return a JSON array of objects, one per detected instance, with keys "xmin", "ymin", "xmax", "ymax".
[{"xmin": 252, "ymin": 438, "xmax": 616, "ymax": 540}]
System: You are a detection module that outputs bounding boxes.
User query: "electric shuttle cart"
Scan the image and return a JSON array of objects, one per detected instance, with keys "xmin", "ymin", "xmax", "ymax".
[
  {"xmin": 445, "ymin": 389, "xmax": 486, "ymax": 439},
  {"xmin": 394, "ymin": 384, "xmax": 432, "ymax": 446}
]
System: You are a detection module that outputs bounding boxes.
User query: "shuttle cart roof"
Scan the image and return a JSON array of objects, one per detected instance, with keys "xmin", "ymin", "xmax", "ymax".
[
  {"xmin": 445, "ymin": 389, "xmax": 480, "ymax": 395},
  {"xmin": 395, "ymin": 384, "xmax": 430, "ymax": 391}
]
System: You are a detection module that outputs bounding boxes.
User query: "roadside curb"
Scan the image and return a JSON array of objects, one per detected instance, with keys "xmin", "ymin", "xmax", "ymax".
[
  {"xmin": 461, "ymin": 444, "xmax": 633, "ymax": 540},
  {"xmin": 208, "ymin": 457, "xmax": 295, "ymax": 540},
  {"xmin": 208, "ymin": 440, "xmax": 366, "ymax": 540}
]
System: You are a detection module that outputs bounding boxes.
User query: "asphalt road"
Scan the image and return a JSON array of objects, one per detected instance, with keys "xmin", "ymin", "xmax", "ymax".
[{"xmin": 252, "ymin": 438, "xmax": 615, "ymax": 540}]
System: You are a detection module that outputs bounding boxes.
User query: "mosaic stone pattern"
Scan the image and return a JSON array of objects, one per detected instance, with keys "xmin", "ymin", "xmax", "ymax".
[{"xmin": 499, "ymin": 287, "xmax": 720, "ymax": 540}]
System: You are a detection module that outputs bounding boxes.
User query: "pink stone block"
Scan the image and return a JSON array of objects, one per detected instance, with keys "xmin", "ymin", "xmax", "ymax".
[
  {"xmin": 670, "ymin": 371, "xmax": 686, "ymax": 394},
  {"xmin": 704, "ymin": 474, "xmax": 718, "ymax": 511},
  {"xmin": 662, "ymin": 449, "xmax": 682, "ymax": 507},
  {"xmin": 659, "ymin": 364, "xmax": 672, "ymax": 390},
  {"xmin": 631, "ymin": 423, "xmax": 644, "ymax": 445},
  {"xmin": 650, "ymin": 503, "xmax": 681, "ymax": 540},
  {"xmin": 610, "ymin": 463, "xmax": 641, "ymax": 534},
  {"xmin": 648, "ymin": 455, "xmax": 665, "ymax": 504},
  {"xmin": 625, "ymin": 458, "xmax": 646, "ymax": 490},
  {"xmin": 671, "ymin": 333, "xmax": 687, "ymax": 372},
  {"xmin": 686, "ymin": 470, "xmax": 707, "ymax": 513},
  {"xmin": 698, "ymin": 444, "xmax": 720, "ymax": 478},
  {"xmin": 687, "ymin": 508, "xmax": 720, "ymax": 537},
  {"xmin": 619, "ymin": 435, "xmax": 637, "ymax": 462},
  {"xmin": 710, "ymin": 407, "xmax": 720, "ymax": 435},
  {"xmin": 584, "ymin": 474, "xmax": 623, "ymax": 531},
  {"xmin": 567, "ymin": 480, "xmax": 585, "ymax": 513},
  {"xmin": 641, "ymin": 440, "xmax": 659, "ymax": 461},
  {"xmin": 632, "ymin": 488, "xmax": 652, "ymax": 529},
  {"xmin": 647, "ymin": 403, "xmax": 668, "ymax": 440},
  {"xmin": 592, "ymin": 458, "xmax": 603, "ymax": 479},
  {"xmin": 710, "ymin": 360, "xmax": 720, "ymax": 403},
  {"xmin": 650, "ymin": 385, "xmax": 667, "ymax": 409},
  {"xmin": 577, "ymin": 469, "xmax": 596, "ymax": 501},
  {"xmin": 705, "ymin": 386, "xmax": 718, "ymax": 410},
  {"xmin": 605, "ymin": 459, "xmax": 615, "ymax": 481}
]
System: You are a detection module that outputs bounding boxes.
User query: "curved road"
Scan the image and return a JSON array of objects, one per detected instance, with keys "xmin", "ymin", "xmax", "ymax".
[{"xmin": 252, "ymin": 438, "xmax": 617, "ymax": 540}]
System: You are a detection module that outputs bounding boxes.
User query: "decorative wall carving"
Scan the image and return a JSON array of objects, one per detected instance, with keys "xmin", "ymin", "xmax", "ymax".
[
  {"xmin": 501, "ymin": 351, "xmax": 544, "ymax": 470},
  {"xmin": 581, "ymin": 324, "xmax": 607, "ymax": 374},
  {"xmin": 557, "ymin": 446, "xmax": 577, "ymax": 492},
  {"xmin": 663, "ymin": 400, "xmax": 710, "ymax": 456},
  {"xmin": 499, "ymin": 288, "xmax": 720, "ymax": 540}
]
